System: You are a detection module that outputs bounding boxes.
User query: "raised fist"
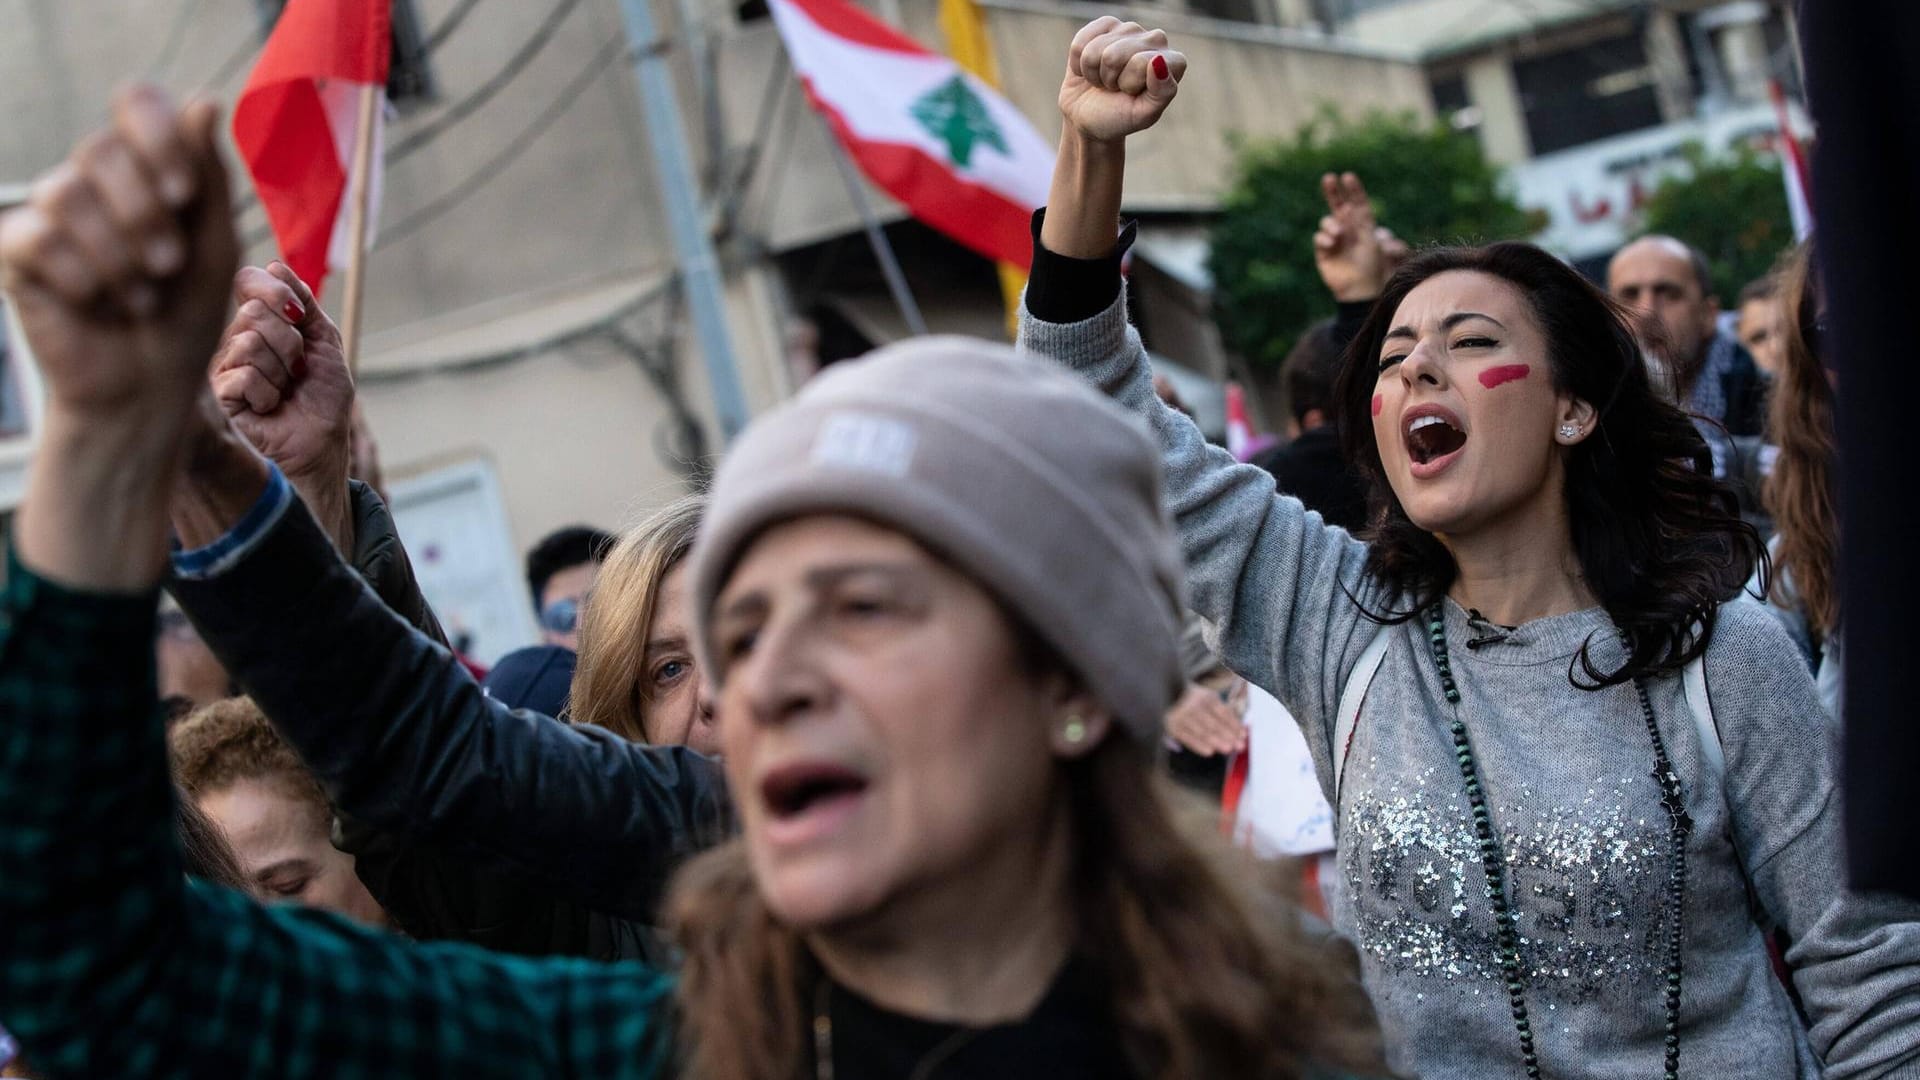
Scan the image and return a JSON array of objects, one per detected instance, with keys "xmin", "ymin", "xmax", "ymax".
[
  {"xmin": 0, "ymin": 86, "xmax": 237, "ymax": 422},
  {"xmin": 1058, "ymin": 17, "xmax": 1187, "ymax": 144},
  {"xmin": 211, "ymin": 263, "xmax": 353, "ymax": 486}
]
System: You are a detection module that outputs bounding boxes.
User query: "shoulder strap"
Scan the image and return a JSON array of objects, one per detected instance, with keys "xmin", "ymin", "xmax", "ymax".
[
  {"xmin": 1332, "ymin": 626, "xmax": 1394, "ymax": 802},
  {"xmin": 1681, "ymin": 653, "xmax": 1725, "ymax": 783}
]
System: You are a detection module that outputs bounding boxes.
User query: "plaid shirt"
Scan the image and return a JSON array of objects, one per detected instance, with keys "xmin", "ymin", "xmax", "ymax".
[{"xmin": 0, "ymin": 544, "xmax": 678, "ymax": 1079}]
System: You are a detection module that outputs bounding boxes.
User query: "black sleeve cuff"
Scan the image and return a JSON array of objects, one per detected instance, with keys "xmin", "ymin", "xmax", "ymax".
[
  {"xmin": 1332, "ymin": 299, "xmax": 1375, "ymax": 354},
  {"xmin": 1025, "ymin": 208, "xmax": 1137, "ymax": 324}
]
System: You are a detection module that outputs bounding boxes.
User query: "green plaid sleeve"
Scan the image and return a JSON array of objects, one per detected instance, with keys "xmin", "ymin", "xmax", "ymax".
[{"xmin": 0, "ymin": 545, "xmax": 679, "ymax": 1078}]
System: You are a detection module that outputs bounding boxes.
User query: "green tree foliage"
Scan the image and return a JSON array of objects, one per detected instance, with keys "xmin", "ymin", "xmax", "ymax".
[
  {"xmin": 1638, "ymin": 142, "xmax": 1795, "ymax": 302},
  {"xmin": 1208, "ymin": 111, "xmax": 1536, "ymax": 373}
]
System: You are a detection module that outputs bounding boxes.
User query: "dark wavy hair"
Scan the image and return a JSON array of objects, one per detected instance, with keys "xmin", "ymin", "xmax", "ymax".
[{"xmin": 1331, "ymin": 242, "xmax": 1764, "ymax": 686}]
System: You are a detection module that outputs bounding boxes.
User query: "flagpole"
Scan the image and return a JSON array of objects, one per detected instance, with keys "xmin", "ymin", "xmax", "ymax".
[
  {"xmin": 338, "ymin": 81, "xmax": 381, "ymax": 375},
  {"xmin": 822, "ymin": 133, "xmax": 929, "ymax": 338}
]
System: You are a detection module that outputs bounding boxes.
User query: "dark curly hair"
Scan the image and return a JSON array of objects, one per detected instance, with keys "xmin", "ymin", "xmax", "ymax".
[{"xmin": 1331, "ymin": 242, "xmax": 1765, "ymax": 686}]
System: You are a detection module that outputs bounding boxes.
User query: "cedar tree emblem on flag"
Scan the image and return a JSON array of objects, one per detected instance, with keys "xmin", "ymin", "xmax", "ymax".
[{"xmin": 908, "ymin": 75, "xmax": 1009, "ymax": 168}]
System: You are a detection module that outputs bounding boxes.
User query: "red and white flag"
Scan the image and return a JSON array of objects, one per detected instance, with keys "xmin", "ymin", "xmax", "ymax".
[
  {"xmin": 1769, "ymin": 79, "xmax": 1813, "ymax": 242},
  {"xmin": 1225, "ymin": 381, "xmax": 1254, "ymax": 460},
  {"xmin": 233, "ymin": 0, "xmax": 391, "ymax": 298},
  {"xmin": 767, "ymin": 0, "xmax": 1053, "ymax": 270}
]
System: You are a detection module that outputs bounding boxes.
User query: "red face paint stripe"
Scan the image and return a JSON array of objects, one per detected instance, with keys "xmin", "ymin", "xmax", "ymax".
[
  {"xmin": 1371, "ymin": 394, "xmax": 1383, "ymax": 416},
  {"xmin": 1478, "ymin": 364, "xmax": 1531, "ymax": 389}
]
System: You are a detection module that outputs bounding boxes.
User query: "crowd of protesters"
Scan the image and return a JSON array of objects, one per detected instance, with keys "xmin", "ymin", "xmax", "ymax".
[{"xmin": 0, "ymin": 15, "xmax": 1915, "ymax": 1080}]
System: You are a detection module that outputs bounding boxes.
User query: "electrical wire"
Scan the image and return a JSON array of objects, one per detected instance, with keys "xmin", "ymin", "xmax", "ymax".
[
  {"xmin": 384, "ymin": 0, "xmax": 591, "ymax": 168},
  {"xmin": 355, "ymin": 272, "xmax": 674, "ymax": 386},
  {"xmin": 424, "ymin": 0, "xmax": 488, "ymax": 52},
  {"xmin": 146, "ymin": 0, "xmax": 207, "ymax": 81},
  {"xmin": 374, "ymin": 36, "xmax": 626, "ymax": 249}
]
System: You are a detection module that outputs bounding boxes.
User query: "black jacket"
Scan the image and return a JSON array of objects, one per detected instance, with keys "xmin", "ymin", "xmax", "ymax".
[{"xmin": 169, "ymin": 483, "xmax": 733, "ymax": 962}]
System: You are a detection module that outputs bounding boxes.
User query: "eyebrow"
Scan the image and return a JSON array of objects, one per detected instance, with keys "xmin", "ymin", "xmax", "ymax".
[
  {"xmin": 1385, "ymin": 311, "xmax": 1508, "ymax": 342},
  {"xmin": 714, "ymin": 561, "xmax": 924, "ymax": 623},
  {"xmin": 251, "ymin": 858, "xmax": 314, "ymax": 882},
  {"xmin": 643, "ymin": 634, "xmax": 688, "ymax": 659}
]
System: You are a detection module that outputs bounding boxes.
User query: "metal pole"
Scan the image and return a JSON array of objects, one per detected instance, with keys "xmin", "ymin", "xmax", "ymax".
[
  {"xmin": 615, "ymin": 0, "xmax": 751, "ymax": 440},
  {"xmin": 822, "ymin": 135, "xmax": 930, "ymax": 337},
  {"xmin": 338, "ymin": 82, "xmax": 381, "ymax": 375}
]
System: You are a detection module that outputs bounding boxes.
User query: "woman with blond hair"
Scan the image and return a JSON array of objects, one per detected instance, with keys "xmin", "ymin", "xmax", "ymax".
[
  {"xmin": 338, "ymin": 495, "xmax": 716, "ymax": 961},
  {"xmin": 569, "ymin": 495, "xmax": 716, "ymax": 753}
]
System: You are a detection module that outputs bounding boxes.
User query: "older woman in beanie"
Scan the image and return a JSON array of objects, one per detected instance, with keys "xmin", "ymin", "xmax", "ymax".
[{"xmin": 0, "ymin": 86, "xmax": 1385, "ymax": 1078}]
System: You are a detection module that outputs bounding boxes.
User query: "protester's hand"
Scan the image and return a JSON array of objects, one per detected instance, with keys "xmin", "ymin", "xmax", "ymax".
[
  {"xmin": 1166, "ymin": 682, "xmax": 1248, "ymax": 758},
  {"xmin": 1058, "ymin": 18, "xmax": 1186, "ymax": 145},
  {"xmin": 206, "ymin": 262, "xmax": 355, "ymax": 551},
  {"xmin": 1312, "ymin": 172, "xmax": 1393, "ymax": 303},
  {"xmin": 0, "ymin": 86, "xmax": 239, "ymax": 589},
  {"xmin": 212, "ymin": 265, "xmax": 352, "ymax": 479},
  {"xmin": 0, "ymin": 86, "xmax": 236, "ymax": 425}
]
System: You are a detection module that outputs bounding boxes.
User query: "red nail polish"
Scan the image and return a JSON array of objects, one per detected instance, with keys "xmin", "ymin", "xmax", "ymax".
[
  {"xmin": 1152, "ymin": 55, "xmax": 1169, "ymax": 80},
  {"xmin": 284, "ymin": 300, "xmax": 306, "ymax": 324}
]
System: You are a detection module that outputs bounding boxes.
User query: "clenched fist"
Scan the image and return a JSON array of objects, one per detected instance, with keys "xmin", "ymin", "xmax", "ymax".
[
  {"xmin": 212, "ymin": 263, "xmax": 352, "ymax": 485},
  {"xmin": 1058, "ymin": 17, "xmax": 1186, "ymax": 145},
  {"xmin": 0, "ymin": 85, "xmax": 237, "ymax": 425}
]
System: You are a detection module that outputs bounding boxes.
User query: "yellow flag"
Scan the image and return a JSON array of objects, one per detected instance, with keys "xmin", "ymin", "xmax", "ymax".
[{"xmin": 939, "ymin": 0, "xmax": 1028, "ymax": 337}]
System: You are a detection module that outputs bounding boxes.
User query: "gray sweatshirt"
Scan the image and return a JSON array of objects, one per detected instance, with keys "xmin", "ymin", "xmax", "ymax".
[{"xmin": 1019, "ymin": 292, "xmax": 1920, "ymax": 1079}]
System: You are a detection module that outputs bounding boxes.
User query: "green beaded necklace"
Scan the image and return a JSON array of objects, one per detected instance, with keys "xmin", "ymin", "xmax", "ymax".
[{"xmin": 1425, "ymin": 604, "xmax": 1693, "ymax": 1080}]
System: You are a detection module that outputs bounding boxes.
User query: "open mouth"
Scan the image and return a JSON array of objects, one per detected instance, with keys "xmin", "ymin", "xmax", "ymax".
[
  {"xmin": 761, "ymin": 762, "xmax": 870, "ymax": 821},
  {"xmin": 1404, "ymin": 410, "xmax": 1467, "ymax": 465}
]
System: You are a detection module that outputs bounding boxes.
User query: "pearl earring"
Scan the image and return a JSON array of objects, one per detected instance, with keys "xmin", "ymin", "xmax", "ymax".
[{"xmin": 1061, "ymin": 716, "xmax": 1088, "ymax": 745}]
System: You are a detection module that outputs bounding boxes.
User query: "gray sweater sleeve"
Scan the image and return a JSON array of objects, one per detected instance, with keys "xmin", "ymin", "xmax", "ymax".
[
  {"xmin": 1017, "ymin": 288, "xmax": 1388, "ymax": 757},
  {"xmin": 1707, "ymin": 601, "xmax": 1920, "ymax": 1078}
]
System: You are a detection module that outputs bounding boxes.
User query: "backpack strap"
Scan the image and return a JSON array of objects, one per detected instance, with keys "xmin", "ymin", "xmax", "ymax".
[
  {"xmin": 1332, "ymin": 626, "xmax": 1393, "ymax": 804},
  {"xmin": 1682, "ymin": 653, "xmax": 1725, "ymax": 784}
]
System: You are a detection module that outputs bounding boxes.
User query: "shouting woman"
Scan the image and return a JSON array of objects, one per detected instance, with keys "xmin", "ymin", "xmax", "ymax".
[{"xmin": 1019, "ymin": 18, "xmax": 1920, "ymax": 1079}]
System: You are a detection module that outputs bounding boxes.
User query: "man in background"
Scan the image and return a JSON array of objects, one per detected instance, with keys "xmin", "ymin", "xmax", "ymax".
[{"xmin": 525, "ymin": 526, "xmax": 615, "ymax": 651}]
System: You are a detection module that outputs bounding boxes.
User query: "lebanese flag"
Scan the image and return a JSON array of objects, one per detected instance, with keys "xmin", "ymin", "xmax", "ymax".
[
  {"xmin": 1770, "ymin": 79, "xmax": 1813, "ymax": 241},
  {"xmin": 233, "ymin": 0, "xmax": 391, "ymax": 298},
  {"xmin": 768, "ymin": 0, "xmax": 1053, "ymax": 270}
]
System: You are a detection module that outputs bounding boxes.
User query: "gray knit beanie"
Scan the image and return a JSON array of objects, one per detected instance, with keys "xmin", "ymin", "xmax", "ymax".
[{"xmin": 688, "ymin": 336, "xmax": 1186, "ymax": 741}]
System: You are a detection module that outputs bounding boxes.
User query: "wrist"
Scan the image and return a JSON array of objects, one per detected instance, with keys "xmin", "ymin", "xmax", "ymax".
[
  {"xmin": 284, "ymin": 454, "xmax": 355, "ymax": 554},
  {"xmin": 16, "ymin": 409, "xmax": 184, "ymax": 591},
  {"xmin": 171, "ymin": 431, "xmax": 273, "ymax": 551},
  {"xmin": 1042, "ymin": 130, "xmax": 1127, "ymax": 260}
]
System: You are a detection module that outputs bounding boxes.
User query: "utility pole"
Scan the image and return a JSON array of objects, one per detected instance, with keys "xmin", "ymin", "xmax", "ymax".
[{"xmin": 614, "ymin": 0, "xmax": 751, "ymax": 441}]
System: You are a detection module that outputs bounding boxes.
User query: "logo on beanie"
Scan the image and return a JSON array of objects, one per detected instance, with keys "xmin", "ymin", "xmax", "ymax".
[{"xmin": 812, "ymin": 412, "xmax": 918, "ymax": 477}]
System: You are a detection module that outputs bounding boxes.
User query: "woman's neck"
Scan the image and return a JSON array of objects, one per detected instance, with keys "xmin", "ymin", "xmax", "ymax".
[
  {"xmin": 1439, "ymin": 491, "xmax": 1596, "ymax": 627},
  {"xmin": 806, "ymin": 800, "xmax": 1076, "ymax": 1026}
]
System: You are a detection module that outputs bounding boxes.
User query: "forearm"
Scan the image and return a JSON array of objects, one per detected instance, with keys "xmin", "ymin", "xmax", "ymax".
[
  {"xmin": 1040, "ymin": 130, "xmax": 1127, "ymax": 259},
  {"xmin": 14, "ymin": 409, "xmax": 183, "ymax": 590},
  {"xmin": 171, "ymin": 502, "xmax": 730, "ymax": 919},
  {"xmin": 0, "ymin": 546, "xmax": 183, "ymax": 1074}
]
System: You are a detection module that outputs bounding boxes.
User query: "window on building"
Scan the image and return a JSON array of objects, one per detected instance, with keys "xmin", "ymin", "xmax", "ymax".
[
  {"xmin": 1513, "ymin": 32, "xmax": 1664, "ymax": 155},
  {"xmin": 1429, "ymin": 72, "xmax": 1480, "ymax": 132},
  {"xmin": 253, "ymin": 0, "xmax": 438, "ymax": 107}
]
